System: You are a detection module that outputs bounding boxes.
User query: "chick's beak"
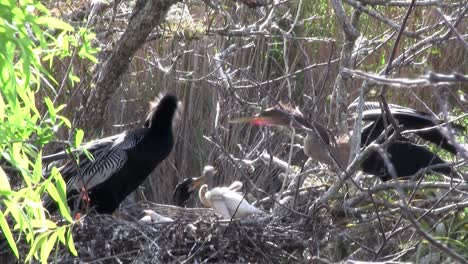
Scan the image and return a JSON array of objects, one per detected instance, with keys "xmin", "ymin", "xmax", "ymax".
[{"xmin": 188, "ymin": 175, "xmax": 208, "ymax": 192}]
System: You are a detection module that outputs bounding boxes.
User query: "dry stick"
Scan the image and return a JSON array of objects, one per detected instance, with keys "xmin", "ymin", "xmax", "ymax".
[
  {"xmin": 378, "ymin": 0, "xmax": 417, "ymax": 181},
  {"xmin": 181, "ymin": 223, "xmax": 219, "ymax": 264},
  {"xmin": 343, "ymin": 0, "xmax": 420, "ymax": 38},
  {"xmin": 376, "ymin": 2, "xmax": 467, "ymax": 258},
  {"xmin": 330, "ymin": 0, "xmax": 360, "ymax": 132},
  {"xmin": 388, "ymin": 5, "xmax": 467, "ymax": 73},
  {"xmin": 434, "ymin": 7, "xmax": 468, "ymax": 52},
  {"xmin": 345, "ymin": 182, "xmax": 468, "ymax": 208},
  {"xmin": 376, "ymin": 159, "xmax": 426, "ymax": 258},
  {"xmin": 344, "ymin": 69, "xmax": 468, "ymax": 87},
  {"xmin": 79, "ymin": 0, "xmax": 181, "ymax": 136},
  {"xmin": 316, "ymin": 129, "xmax": 401, "ymax": 205},
  {"xmin": 237, "ymin": 222, "xmax": 274, "ymax": 263},
  {"xmin": 380, "ymin": 0, "xmax": 417, "ymax": 137},
  {"xmin": 389, "ymin": 169, "xmax": 467, "ymax": 262},
  {"xmin": 399, "ymin": 205, "xmax": 468, "ymax": 263},
  {"xmin": 233, "ymin": 59, "xmax": 339, "ymax": 89},
  {"xmin": 399, "ymin": 211, "xmax": 458, "ymax": 261},
  {"xmin": 359, "ymin": 0, "xmax": 462, "ymax": 7}
]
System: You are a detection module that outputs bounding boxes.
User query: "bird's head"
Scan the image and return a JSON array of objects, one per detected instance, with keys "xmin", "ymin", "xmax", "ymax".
[
  {"xmin": 230, "ymin": 106, "xmax": 307, "ymax": 128},
  {"xmin": 145, "ymin": 94, "xmax": 180, "ymax": 128},
  {"xmin": 173, "ymin": 165, "xmax": 216, "ymax": 206}
]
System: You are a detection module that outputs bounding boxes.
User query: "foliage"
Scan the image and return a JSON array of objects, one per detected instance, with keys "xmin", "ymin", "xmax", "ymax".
[{"xmin": 0, "ymin": 0, "xmax": 97, "ymax": 262}]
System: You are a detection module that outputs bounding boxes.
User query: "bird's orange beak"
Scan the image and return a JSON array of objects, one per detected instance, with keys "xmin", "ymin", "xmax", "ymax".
[
  {"xmin": 188, "ymin": 174, "xmax": 208, "ymax": 192},
  {"xmin": 230, "ymin": 116, "xmax": 276, "ymax": 126}
]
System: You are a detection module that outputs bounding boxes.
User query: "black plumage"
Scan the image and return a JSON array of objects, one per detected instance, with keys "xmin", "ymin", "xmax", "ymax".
[
  {"xmin": 173, "ymin": 178, "xmax": 198, "ymax": 207},
  {"xmin": 360, "ymin": 104, "xmax": 463, "ymax": 154},
  {"xmin": 173, "ymin": 166, "xmax": 215, "ymax": 207},
  {"xmin": 45, "ymin": 94, "xmax": 179, "ymax": 214},
  {"xmin": 357, "ymin": 103, "xmax": 462, "ymax": 180}
]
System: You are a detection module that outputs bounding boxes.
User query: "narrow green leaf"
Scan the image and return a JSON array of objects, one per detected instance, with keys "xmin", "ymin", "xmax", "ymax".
[
  {"xmin": 0, "ymin": 92, "xmax": 4, "ymax": 121},
  {"xmin": 32, "ymin": 151, "xmax": 42, "ymax": 183},
  {"xmin": 50, "ymin": 168, "xmax": 72, "ymax": 222},
  {"xmin": 0, "ymin": 166, "xmax": 11, "ymax": 191},
  {"xmin": 35, "ymin": 17, "xmax": 74, "ymax": 32},
  {"xmin": 58, "ymin": 115, "xmax": 71, "ymax": 128},
  {"xmin": 66, "ymin": 228, "xmax": 77, "ymax": 256},
  {"xmin": 44, "ymin": 97, "xmax": 56, "ymax": 121},
  {"xmin": 56, "ymin": 227, "xmax": 66, "ymax": 245},
  {"xmin": 55, "ymin": 104, "xmax": 66, "ymax": 113},
  {"xmin": 74, "ymin": 129, "xmax": 84, "ymax": 148},
  {"xmin": 25, "ymin": 232, "xmax": 47, "ymax": 262},
  {"xmin": 0, "ymin": 210, "xmax": 19, "ymax": 258},
  {"xmin": 41, "ymin": 232, "xmax": 58, "ymax": 264}
]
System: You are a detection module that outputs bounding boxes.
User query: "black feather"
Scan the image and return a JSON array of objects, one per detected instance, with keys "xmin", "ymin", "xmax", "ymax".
[{"xmin": 45, "ymin": 94, "xmax": 179, "ymax": 214}]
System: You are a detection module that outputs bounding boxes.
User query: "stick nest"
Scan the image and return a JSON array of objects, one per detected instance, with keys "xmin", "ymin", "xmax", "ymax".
[{"xmin": 51, "ymin": 202, "xmax": 327, "ymax": 263}]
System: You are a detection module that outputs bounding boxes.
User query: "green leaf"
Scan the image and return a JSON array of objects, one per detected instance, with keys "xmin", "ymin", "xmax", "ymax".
[
  {"xmin": 32, "ymin": 151, "xmax": 43, "ymax": 183},
  {"xmin": 56, "ymin": 227, "xmax": 66, "ymax": 245},
  {"xmin": 0, "ymin": 210, "xmax": 19, "ymax": 258},
  {"xmin": 44, "ymin": 97, "xmax": 56, "ymax": 121},
  {"xmin": 49, "ymin": 168, "xmax": 72, "ymax": 222},
  {"xmin": 0, "ymin": 166, "xmax": 11, "ymax": 191},
  {"xmin": 380, "ymin": 52, "xmax": 386, "ymax": 66},
  {"xmin": 0, "ymin": 92, "xmax": 4, "ymax": 121},
  {"xmin": 74, "ymin": 129, "xmax": 84, "ymax": 148},
  {"xmin": 25, "ymin": 232, "xmax": 47, "ymax": 262},
  {"xmin": 58, "ymin": 115, "xmax": 71, "ymax": 128},
  {"xmin": 66, "ymin": 227, "xmax": 77, "ymax": 256},
  {"xmin": 35, "ymin": 17, "xmax": 74, "ymax": 32},
  {"xmin": 41, "ymin": 231, "xmax": 58, "ymax": 264}
]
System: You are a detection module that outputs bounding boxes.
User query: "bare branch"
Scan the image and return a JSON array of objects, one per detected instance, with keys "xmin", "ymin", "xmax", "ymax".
[{"xmin": 344, "ymin": 68, "xmax": 468, "ymax": 87}]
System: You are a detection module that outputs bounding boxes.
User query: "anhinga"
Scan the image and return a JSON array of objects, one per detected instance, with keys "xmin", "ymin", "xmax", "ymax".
[
  {"xmin": 173, "ymin": 165, "xmax": 216, "ymax": 207},
  {"xmin": 231, "ymin": 102, "xmax": 463, "ymax": 181},
  {"xmin": 44, "ymin": 94, "xmax": 179, "ymax": 214},
  {"xmin": 199, "ymin": 181, "xmax": 264, "ymax": 219}
]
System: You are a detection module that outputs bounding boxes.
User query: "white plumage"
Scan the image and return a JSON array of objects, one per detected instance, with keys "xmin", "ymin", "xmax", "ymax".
[
  {"xmin": 199, "ymin": 181, "xmax": 263, "ymax": 219},
  {"xmin": 139, "ymin": 209, "xmax": 173, "ymax": 223}
]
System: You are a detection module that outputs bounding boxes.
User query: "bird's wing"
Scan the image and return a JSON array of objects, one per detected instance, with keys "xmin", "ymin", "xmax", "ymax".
[
  {"xmin": 42, "ymin": 134, "xmax": 121, "ymax": 164},
  {"xmin": 220, "ymin": 191, "xmax": 261, "ymax": 218},
  {"xmin": 66, "ymin": 149, "xmax": 128, "ymax": 191},
  {"xmin": 362, "ymin": 108, "xmax": 461, "ymax": 154},
  {"xmin": 348, "ymin": 101, "xmax": 409, "ymax": 112},
  {"xmin": 61, "ymin": 130, "xmax": 146, "ymax": 191},
  {"xmin": 361, "ymin": 141, "xmax": 453, "ymax": 181},
  {"xmin": 362, "ymin": 107, "xmax": 433, "ymax": 124},
  {"xmin": 209, "ymin": 195, "xmax": 234, "ymax": 219}
]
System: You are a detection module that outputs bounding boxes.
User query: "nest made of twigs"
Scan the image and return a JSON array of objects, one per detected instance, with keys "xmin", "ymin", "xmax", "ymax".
[{"xmin": 47, "ymin": 202, "xmax": 326, "ymax": 263}]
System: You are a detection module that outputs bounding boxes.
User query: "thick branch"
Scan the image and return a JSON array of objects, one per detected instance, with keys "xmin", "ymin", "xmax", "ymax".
[{"xmin": 79, "ymin": 0, "xmax": 181, "ymax": 136}]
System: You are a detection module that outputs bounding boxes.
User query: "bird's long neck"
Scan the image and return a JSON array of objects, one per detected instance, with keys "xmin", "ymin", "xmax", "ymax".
[
  {"xmin": 149, "ymin": 115, "xmax": 175, "ymax": 135},
  {"xmin": 295, "ymin": 116, "xmax": 332, "ymax": 146},
  {"xmin": 199, "ymin": 185, "xmax": 212, "ymax": 207}
]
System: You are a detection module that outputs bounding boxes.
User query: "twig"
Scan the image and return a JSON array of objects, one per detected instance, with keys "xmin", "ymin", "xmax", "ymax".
[
  {"xmin": 344, "ymin": 69, "xmax": 468, "ymax": 87},
  {"xmin": 434, "ymin": 7, "xmax": 468, "ymax": 52}
]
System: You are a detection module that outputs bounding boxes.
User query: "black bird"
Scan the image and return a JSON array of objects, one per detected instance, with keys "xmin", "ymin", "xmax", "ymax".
[
  {"xmin": 231, "ymin": 102, "xmax": 463, "ymax": 181},
  {"xmin": 173, "ymin": 165, "xmax": 215, "ymax": 207},
  {"xmin": 352, "ymin": 102, "xmax": 463, "ymax": 155},
  {"xmin": 45, "ymin": 94, "xmax": 179, "ymax": 214}
]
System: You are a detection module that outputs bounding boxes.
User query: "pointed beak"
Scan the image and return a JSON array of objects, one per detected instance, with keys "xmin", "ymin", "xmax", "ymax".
[
  {"xmin": 230, "ymin": 116, "xmax": 276, "ymax": 126},
  {"xmin": 188, "ymin": 175, "xmax": 208, "ymax": 192}
]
